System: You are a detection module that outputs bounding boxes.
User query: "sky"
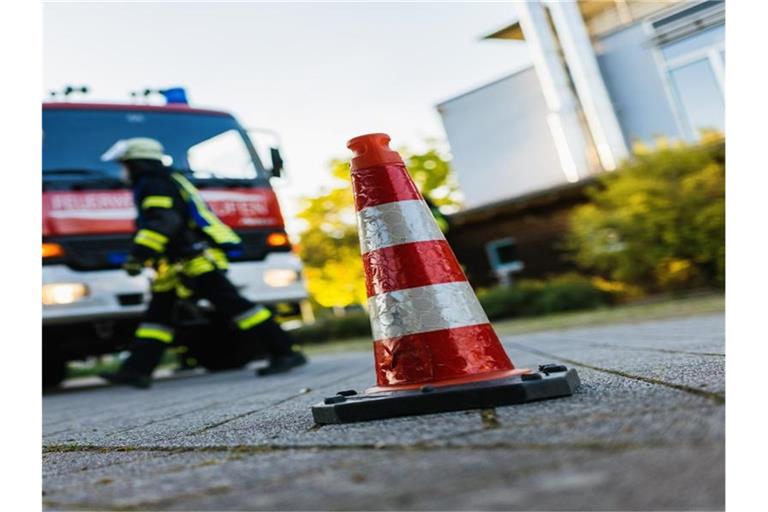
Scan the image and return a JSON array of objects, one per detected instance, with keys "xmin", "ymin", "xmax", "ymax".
[{"xmin": 43, "ymin": 1, "xmax": 530, "ymax": 234}]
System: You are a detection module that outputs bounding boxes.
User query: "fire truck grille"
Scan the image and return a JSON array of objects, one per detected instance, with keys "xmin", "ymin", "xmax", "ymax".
[{"xmin": 57, "ymin": 235, "xmax": 134, "ymax": 271}]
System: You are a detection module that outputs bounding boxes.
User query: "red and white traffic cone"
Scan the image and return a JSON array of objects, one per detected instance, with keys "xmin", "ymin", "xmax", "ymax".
[{"xmin": 311, "ymin": 133, "xmax": 579, "ymax": 424}]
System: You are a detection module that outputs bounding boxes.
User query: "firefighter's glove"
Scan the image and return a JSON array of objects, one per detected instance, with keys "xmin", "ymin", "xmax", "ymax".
[
  {"xmin": 126, "ymin": 240, "xmax": 162, "ymax": 276},
  {"xmin": 123, "ymin": 255, "xmax": 150, "ymax": 276},
  {"xmin": 123, "ymin": 251, "xmax": 157, "ymax": 276}
]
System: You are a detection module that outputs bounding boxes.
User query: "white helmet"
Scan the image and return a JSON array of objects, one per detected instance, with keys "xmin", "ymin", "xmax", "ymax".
[{"xmin": 101, "ymin": 137, "xmax": 166, "ymax": 162}]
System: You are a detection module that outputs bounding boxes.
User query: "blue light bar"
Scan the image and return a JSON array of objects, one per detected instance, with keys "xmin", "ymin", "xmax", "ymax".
[
  {"xmin": 106, "ymin": 251, "xmax": 128, "ymax": 265},
  {"xmin": 160, "ymin": 87, "xmax": 188, "ymax": 105}
]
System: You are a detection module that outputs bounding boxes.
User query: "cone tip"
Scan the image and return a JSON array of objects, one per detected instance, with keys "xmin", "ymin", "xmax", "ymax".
[{"xmin": 347, "ymin": 133, "xmax": 404, "ymax": 171}]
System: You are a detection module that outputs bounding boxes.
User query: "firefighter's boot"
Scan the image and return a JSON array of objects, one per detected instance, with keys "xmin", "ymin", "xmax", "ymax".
[
  {"xmin": 243, "ymin": 315, "xmax": 307, "ymax": 376},
  {"xmin": 99, "ymin": 370, "xmax": 153, "ymax": 389},
  {"xmin": 100, "ymin": 340, "xmax": 166, "ymax": 389},
  {"xmin": 258, "ymin": 351, "xmax": 308, "ymax": 376},
  {"xmin": 233, "ymin": 306, "xmax": 307, "ymax": 375}
]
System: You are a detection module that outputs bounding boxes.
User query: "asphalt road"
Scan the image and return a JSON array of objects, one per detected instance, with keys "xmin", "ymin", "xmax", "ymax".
[{"xmin": 43, "ymin": 313, "xmax": 725, "ymax": 511}]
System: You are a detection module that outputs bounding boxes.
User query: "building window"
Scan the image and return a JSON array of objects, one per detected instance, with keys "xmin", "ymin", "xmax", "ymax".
[
  {"xmin": 485, "ymin": 238, "xmax": 524, "ymax": 285},
  {"xmin": 662, "ymin": 24, "xmax": 725, "ymax": 140},
  {"xmin": 652, "ymin": 3, "xmax": 725, "ymax": 141},
  {"xmin": 667, "ymin": 55, "xmax": 724, "ymax": 138}
]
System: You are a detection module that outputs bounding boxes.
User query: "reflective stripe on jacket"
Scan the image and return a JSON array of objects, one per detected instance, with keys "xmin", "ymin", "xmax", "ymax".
[
  {"xmin": 171, "ymin": 173, "xmax": 242, "ymax": 248},
  {"xmin": 131, "ymin": 170, "xmax": 242, "ymax": 261}
]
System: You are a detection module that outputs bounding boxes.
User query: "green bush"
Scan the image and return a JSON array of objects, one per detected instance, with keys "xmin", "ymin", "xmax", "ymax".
[
  {"xmin": 566, "ymin": 136, "xmax": 725, "ymax": 292},
  {"xmin": 479, "ymin": 273, "xmax": 612, "ymax": 320},
  {"xmin": 476, "ymin": 282, "xmax": 538, "ymax": 320},
  {"xmin": 529, "ymin": 274, "xmax": 610, "ymax": 314}
]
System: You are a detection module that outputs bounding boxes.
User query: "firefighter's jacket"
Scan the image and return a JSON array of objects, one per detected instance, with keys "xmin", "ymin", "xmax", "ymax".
[{"xmin": 130, "ymin": 169, "xmax": 242, "ymax": 264}]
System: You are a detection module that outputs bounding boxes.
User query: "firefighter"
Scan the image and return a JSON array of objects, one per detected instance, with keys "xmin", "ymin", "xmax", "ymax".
[{"xmin": 99, "ymin": 138, "xmax": 306, "ymax": 388}]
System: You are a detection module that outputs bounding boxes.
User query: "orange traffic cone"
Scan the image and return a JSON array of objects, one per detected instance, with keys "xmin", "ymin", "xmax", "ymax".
[{"xmin": 311, "ymin": 133, "xmax": 579, "ymax": 424}]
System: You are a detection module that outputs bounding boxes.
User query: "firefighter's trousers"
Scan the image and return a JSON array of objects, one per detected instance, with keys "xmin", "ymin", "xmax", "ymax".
[{"xmin": 121, "ymin": 254, "xmax": 295, "ymax": 377}]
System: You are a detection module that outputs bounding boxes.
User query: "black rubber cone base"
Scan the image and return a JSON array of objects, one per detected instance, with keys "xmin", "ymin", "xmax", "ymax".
[{"xmin": 311, "ymin": 365, "xmax": 580, "ymax": 424}]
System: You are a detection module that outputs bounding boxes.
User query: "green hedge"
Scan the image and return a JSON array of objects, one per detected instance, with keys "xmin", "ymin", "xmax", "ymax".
[
  {"xmin": 566, "ymin": 137, "xmax": 725, "ymax": 291},
  {"xmin": 292, "ymin": 274, "xmax": 613, "ymax": 345},
  {"xmin": 478, "ymin": 274, "xmax": 612, "ymax": 320}
]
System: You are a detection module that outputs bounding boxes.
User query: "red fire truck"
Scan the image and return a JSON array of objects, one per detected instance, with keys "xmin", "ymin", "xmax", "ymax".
[{"xmin": 42, "ymin": 92, "xmax": 308, "ymax": 386}]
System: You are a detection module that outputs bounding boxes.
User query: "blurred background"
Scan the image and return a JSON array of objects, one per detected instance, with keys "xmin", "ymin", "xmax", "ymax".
[{"xmin": 42, "ymin": 0, "xmax": 724, "ymax": 387}]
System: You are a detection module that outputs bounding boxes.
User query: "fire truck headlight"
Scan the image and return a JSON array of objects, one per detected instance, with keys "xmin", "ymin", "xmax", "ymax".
[
  {"xmin": 264, "ymin": 269, "xmax": 299, "ymax": 288},
  {"xmin": 42, "ymin": 283, "xmax": 90, "ymax": 305}
]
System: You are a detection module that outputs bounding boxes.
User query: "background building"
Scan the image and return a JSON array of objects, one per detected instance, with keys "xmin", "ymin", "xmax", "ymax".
[{"xmin": 438, "ymin": 0, "xmax": 725, "ymax": 286}]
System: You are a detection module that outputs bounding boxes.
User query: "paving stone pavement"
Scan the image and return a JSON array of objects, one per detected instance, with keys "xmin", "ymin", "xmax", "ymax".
[{"xmin": 42, "ymin": 313, "xmax": 725, "ymax": 511}]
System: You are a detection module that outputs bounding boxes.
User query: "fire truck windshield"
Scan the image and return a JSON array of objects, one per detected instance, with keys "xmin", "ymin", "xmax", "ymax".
[{"xmin": 43, "ymin": 108, "xmax": 266, "ymax": 187}]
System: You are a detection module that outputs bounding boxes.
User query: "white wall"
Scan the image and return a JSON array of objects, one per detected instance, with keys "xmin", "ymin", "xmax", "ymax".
[{"xmin": 437, "ymin": 68, "xmax": 569, "ymax": 209}]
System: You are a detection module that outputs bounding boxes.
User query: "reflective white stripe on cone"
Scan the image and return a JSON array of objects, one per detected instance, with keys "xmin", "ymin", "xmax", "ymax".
[
  {"xmin": 357, "ymin": 199, "xmax": 445, "ymax": 254},
  {"xmin": 368, "ymin": 281, "xmax": 489, "ymax": 341}
]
